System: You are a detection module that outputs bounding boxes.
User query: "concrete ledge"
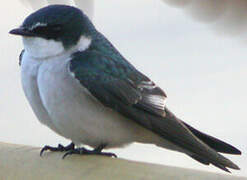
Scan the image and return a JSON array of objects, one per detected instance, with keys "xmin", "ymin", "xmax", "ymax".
[{"xmin": 0, "ymin": 142, "xmax": 245, "ymax": 180}]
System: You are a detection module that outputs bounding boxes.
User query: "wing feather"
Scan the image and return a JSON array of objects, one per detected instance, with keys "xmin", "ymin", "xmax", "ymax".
[
  {"xmin": 69, "ymin": 50, "xmax": 167, "ymax": 117},
  {"xmin": 69, "ymin": 50, "xmax": 240, "ymax": 172}
]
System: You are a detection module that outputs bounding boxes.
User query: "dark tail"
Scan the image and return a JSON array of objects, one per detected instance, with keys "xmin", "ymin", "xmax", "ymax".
[
  {"xmin": 182, "ymin": 121, "xmax": 241, "ymax": 155},
  {"xmin": 159, "ymin": 108, "xmax": 241, "ymax": 173}
]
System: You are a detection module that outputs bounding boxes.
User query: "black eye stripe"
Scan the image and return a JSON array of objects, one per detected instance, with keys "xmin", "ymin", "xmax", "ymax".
[
  {"xmin": 31, "ymin": 24, "xmax": 62, "ymax": 33},
  {"xmin": 24, "ymin": 24, "xmax": 63, "ymax": 40}
]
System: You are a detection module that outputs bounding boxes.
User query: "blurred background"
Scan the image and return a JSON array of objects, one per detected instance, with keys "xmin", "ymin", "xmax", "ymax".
[{"xmin": 2, "ymin": 0, "xmax": 247, "ymax": 176}]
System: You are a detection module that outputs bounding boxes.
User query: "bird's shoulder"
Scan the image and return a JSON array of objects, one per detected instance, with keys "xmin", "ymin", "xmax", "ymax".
[{"xmin": 69, "ymin": 49, "xmax": 167, "ymax": 117}]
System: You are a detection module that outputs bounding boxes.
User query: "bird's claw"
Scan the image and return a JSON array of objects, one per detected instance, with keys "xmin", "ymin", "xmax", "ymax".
[
  {"xmin": 62, "ymin": 147, "xmax": 117, "ymax": 159},
  {"xmin": 40, "ymin": 142, "xmax": 75, "ymax": 156}
]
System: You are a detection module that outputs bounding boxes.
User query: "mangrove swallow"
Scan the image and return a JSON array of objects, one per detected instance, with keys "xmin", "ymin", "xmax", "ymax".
[{"xmin": 9, "ymin": 5, "xmax": 241, "ymax": 173}]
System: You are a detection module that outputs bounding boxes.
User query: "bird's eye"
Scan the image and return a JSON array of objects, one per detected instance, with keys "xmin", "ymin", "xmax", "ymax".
[
  {"xmin": 32, "ymin": 24, "xmax": 62, "ymax": 33},
  {"xmin": 31, "ymin": 24, "xmax": 62, "ymax": 39}
]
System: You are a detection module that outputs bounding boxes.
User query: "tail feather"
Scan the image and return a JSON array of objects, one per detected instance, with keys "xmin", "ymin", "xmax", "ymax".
[
  {"xmin": 183, "ymin": 121, "xmax": 241, "ymax": 155},
  {"xmin": 189, "ymin": 152, "xmax": 240, "ymax": 173},
  {"xmin": 190, "ymin": 154, "xmax": 235, "ymax": 173},
  {"xmin": 190, "ymin": 154, "xmax": 210, "ymax": 165},
  {"xmin": 161, "ymin": 108, "xmax": 241, "ymax": 173},
  {"xmin": 191, "ymin": 155, "xmax": 232, "ymax": 173},
  {"xmin": 213, "ymin": 163, "xmax": 231, "ymax": 173}
]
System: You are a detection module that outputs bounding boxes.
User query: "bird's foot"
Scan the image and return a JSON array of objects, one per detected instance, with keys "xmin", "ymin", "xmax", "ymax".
[
  {"xmin": 40, "ymin": 142, "xmax": 75, "ymax": 156},
  {"xmin": 62, "ymin": 144, "xmax": 117, "ymax": 159}
]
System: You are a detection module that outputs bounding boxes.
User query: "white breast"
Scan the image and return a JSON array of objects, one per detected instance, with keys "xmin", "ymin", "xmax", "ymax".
[
  {"xmin": 20, "ymin": 50, "xmax": 156, "ymax": 149},
  {"xmin": 20, "ymin": 51, "xmax": 63, "ymax": 135},
  {"xmin": 20, "ymin": 35, "xmax": 168, "ymax": 149},
  {"xmin": 35, "ymin": 56, "xmax": 157, "ymax": 147}
]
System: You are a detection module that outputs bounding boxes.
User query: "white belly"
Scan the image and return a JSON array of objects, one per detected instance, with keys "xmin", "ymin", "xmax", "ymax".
[
  {"xmin": 21, "ymin": 51, "xmax": 161, "ymax": 148},
  {"xmin": 21, "ymin": 52, "xmax": 62, "ymax": 135}
]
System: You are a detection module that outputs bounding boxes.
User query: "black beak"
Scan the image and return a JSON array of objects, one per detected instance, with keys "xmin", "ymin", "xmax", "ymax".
[{"xmin": 9, "ymin": 27, "xmax": 36, "ymax": 37}]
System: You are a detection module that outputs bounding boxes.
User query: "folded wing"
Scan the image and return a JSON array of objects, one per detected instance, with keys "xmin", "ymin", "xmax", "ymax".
[{"xmin": 69, "ymin": 50, "xmax": 240, "ymax": 172}]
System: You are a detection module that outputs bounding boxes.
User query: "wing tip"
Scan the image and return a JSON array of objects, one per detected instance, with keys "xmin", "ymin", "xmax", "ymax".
[
  {"xmin": 217, "ymin": 144, "xmax": 242, "ymax": 155},
  {"xmin": 231, "ymin": 148, "xmax": 242, "ymax": 155},
  {"xmin": 182, "ymin": 121, "xmax": 242, "ymax": 155}
]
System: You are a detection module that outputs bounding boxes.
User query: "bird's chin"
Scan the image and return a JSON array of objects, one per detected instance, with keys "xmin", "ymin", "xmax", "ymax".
[{"xmin": 22, "ymin": 36, "xmax": 65, "ymax": 59}]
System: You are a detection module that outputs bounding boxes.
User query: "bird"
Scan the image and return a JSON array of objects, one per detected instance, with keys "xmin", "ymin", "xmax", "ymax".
[{"xmin": 9, "ymin": 5, "xmax": 241, "ymax": 173}]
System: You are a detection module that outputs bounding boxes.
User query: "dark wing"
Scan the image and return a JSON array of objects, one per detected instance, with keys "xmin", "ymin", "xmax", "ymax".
[
  {"xmin": 69, "ymin": 50, "xmax": 240, "ymax": 172},
  {"xmin": 182, "ymin": 121, "xmax": 241, "ymax": 155},
  {"xmin": 69, "ymin": 50, "xmax": 167, "ymax": 118}
]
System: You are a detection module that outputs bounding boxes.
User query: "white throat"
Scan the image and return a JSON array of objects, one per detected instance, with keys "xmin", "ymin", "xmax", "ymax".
[{"xmin": 22, "ymin": 35, "xmax": 92, "ymax": 59}]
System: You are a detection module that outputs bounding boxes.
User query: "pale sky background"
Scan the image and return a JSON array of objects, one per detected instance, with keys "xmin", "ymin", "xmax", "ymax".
[{"xmin": 1, "ymin": 0, "xmax": 247, "ymax": 177}]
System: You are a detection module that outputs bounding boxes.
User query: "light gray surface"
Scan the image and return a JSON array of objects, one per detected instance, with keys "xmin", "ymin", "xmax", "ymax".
[{"xmin": 0, "ymin": 142, "xmax": 245, "ymax": 180}]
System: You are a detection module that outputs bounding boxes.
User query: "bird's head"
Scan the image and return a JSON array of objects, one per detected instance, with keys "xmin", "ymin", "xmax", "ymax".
[{"xmin": 9, "ymin": 5, "xmax": 94, "ymax": 59}]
